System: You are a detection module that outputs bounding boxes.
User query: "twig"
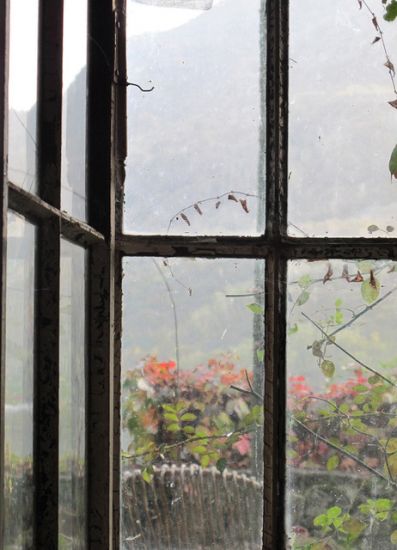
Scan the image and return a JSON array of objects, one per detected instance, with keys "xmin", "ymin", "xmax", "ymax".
[
  {"xmin": 308, "ymin": 285, "xmax": 397, "ymax": 350},
  {"xmin": 167, "ymin": 190, "xmax": 259, "ymax": 233},
  {"xmin": 152, "ymin": 259, "xmax": 181, "ymax": 398},
  {"xmin": 359, "ymin": 0, "xmax": 397, "ymax": 95},
  {"xmin": 122, "ymin": 428, "xmax": 253, "ymax": 461},
  {"xmin": 290, "ymin": 414, "xmax": 395, "ymax": 486},
  {"xmin": 302, "ymin": 312, "xmax": 397, "ymax": 387}
]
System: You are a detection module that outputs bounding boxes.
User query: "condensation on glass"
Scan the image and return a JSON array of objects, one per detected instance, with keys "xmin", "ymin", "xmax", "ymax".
[
  {"xmin": 8, "ymin": 0, "xmax": 39, "ymax": 193},
  {"xmin": 3, "ymin": 211, "xmax": 36, "ymax": 549},
  {"xmin": 59, "ymin": 239, "xmax": 87, "ymax": 548},
  {"xmin": 124, "ymin": 0, "xmax": 266, "ymax": 235},
  {"xmin": 61, "ymin": 0, "xmax": 88, "ymax": 220},
  {"xmin": 288, "ymin": 0, "xmax": 397, "ymax": 237},
  {"xmin": 121, "ymin": 258, "xmax": 264, "ymax": 549},
  {"xmin": 286, "ymin": 259, "xmax": 397, "ymax": 548}
]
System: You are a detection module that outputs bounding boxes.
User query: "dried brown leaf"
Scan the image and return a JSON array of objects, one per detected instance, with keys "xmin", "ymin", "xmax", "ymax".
[
  {"xmin": 369, "ymin": 269, "xmax": 377, "ymax": 290},
  {"xmin": 323, "ymin": 263, "xmax": 333, "ymax": 284},
  {"xmin": 228, "ymin": 194, "xmax": 238, "ymax": 202},
  {"xmin": 181, "ymin": 213, "xmax": 191, "ymax": 226},
  {"xmin": 388, "ymin": 99, "xmax": 397, "ymax": 110},
  {"xmin": 371, "ymin": 36, "xmax": 381, "ymax": 45},
  {"xmin": 357, "ymin": 0, "xmax": 362, "ymax": 7},
  {"xmin": 350, "ymin": 270, "xmax": 364, "ymax": 283},
  {"xmin": 372, "ymin": 16, "xmax": 379, "ymax": 31},
  {"xmin": 385, "ymin": 59, "xmax": 395, "ymax": 76},
  {"xmin": 342, "ymin": 264, "xmax": 350, "ymax": 281},
  {"xmin": 239, "ymin": 199, "xmax": 249, "ymax": 213},
  {"xmin": 215, "ymin": 201, "xmax": 221, "ymax": 209},
  {"xmin": 194, "ymin": 203, "xmax": 203, "ymax": 215}
]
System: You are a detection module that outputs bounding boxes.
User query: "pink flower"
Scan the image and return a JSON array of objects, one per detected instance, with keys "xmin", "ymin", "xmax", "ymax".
[{"xmin": 233, "ymin": 434, "xmax": 251, "ymax": 456}]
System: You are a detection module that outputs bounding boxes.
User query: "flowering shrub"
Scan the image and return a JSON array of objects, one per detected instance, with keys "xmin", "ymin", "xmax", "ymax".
[{"xmin": 122, "ymin": 355, "xmax": 263, "ymax": 481}]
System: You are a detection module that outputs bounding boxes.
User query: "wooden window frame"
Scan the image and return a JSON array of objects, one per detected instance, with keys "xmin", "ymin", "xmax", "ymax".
[{"xmin": 1, "ymin": 0, "xmax": 396, "ymax": 548}]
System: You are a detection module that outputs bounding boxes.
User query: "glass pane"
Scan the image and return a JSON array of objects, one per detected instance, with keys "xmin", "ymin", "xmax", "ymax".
[
  {"xmin": 61, "ymin": 0, "xmax": 88, "ymax": 220},
  {"xmin": 59, "ymin": 240, "xmax": 87, "ymax": 548},
  {"xmin": 121, "ymin": 258, "xmax": 264, "ymax": 548},
  {"xmin": 124, "ymin": 0, "xmax": 265, "ymax": 235},
  {"xmin": 287, "ymin": 259, "xmax": 397, "ymax": 548},
  {"xmin": 4, "ymin": 212, "xmax": 36, "ymax": 549},
  {"xmin": 8, "ymin": 0, "xmax": 39, "ymax": 193},
  {"xmin": 288, "ymin": 0, "xmax": 397, "ymax": 237}
]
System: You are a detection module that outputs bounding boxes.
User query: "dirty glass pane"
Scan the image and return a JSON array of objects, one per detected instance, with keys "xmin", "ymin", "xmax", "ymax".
[
  {"xmin": 286, "ymin": 259, "xmax": 397, "ymax": 548},
  {"xmin": 59, "ymin": 240, "xmax": 87, "ymax": 548},
  {"xmin": 124, "ymin": 0, "xmax": 265, "ymax": 235},
  {"xmin": 8, "ymin": 0, "xmax": 39, "ymax": 193},
  {"xmin": 3, "ymin": 212, "xmax": 36, "ymax": 549},
  {"xmin": 121, "ymin": 258, "xmax": 264, "ymax": 548},
  {"xmin": 61, "ymin": 0, "xmax": 88, "ymax": 220},
  {"xmin": 288, "ymin": 0, "xmax": 397, "ymax": 237}
]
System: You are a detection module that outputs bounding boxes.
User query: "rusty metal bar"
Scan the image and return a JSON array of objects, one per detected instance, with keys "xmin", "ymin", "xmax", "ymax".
[
  {"xmin": 117, "ymin": 232, "xmax": 397, "ymax": 260},
  {"xmin": 8, "ymin": 182, "xmax": 105, "ymax": 246},
  {"xmin": 86, "ymin": 0, "xmax": 116, "ymax": 547},
  {"xmin": 0, "ymin": 0, "xmax": 9, "ymax": 545},
  {"xmin": 263, "ymin": 0, "xmax": 289, "ymax": 546},
  {"xmin": 34, "ymin": 0, "xmax": 64, "ymax": 547}
]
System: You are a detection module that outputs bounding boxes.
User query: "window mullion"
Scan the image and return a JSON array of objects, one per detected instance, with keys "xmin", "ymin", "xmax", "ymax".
[
  {"xmin": 0, "ymin": 0, "xmax": 9, "ymax": 545},
  {"xmin": 34, "ymin": 0, "xmax": 64, "ymax": 547}
]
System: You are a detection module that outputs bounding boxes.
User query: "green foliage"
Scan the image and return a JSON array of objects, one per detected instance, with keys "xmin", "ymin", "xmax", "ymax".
[{"xmin": 384, "ymin": 0, "xmax": 397, "ymax": 22}]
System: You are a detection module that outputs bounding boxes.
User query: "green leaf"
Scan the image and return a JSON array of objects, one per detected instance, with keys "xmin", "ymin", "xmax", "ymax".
[
  {"xmin": 216, "ymin": 458, "xmax": 227, "ymax": 473},
  {"xmin": 176, "ymin": 401, "xmax": 187, "ymax": 412},
  {"xmin": 361, "ymin": 278, "xmax": 380, "ymax": 304},
  {"xmin": 335, "ymin": 298, "xmax": 343, "ymax": 308},
  {"xmin": 192, "ymin": 446, "xmax": 207, "ymax": 454},
  {"xmin": 368, "ymin": 375, "xmax": 381, "ymax": 385},
  {"xmin": 326, "ymin": 454, "xmax": 340, "ymax": 472},
  {"xmin": 335, "ymin": 309, "xmax": 344, "ymax": 325},
  {"xmin": 391, "ymin": 530, "xmax": 397, "ymax": 545},
  {"xmin": 353, "ymin": 384, "xmax": 369, "ymax": 393},
  {"xmin": 313, "ymin": 513, "xmax": 328, "ymax": 527},
  {"xmin": 162, "ymin": 404, "xmax": 176, "ymax": 413},
  {"xmin": 375, "ymin": 498, "xmax": 392, "ymax": 512},
  {"xmin": 180, "ymin": 413, "xmax": 197, "ymax": 421},
  {"xmin": 298, "ymin": 274, "xmax": 312, "ymax": 289},
  {"xmin": 296, "ymin": 290, "xmax": 310, "ymax": 306},
  {"xmin": 200, "ymin": 454, "xmax": 210, "ymax": 468},
  {"xmin": 375, "ymin": 511, "xmax": 389, "ymax": 522},
  {"xmin": 164, "ymin": 412, "xmax": 179, "ymax": 422},
  {"xmin": 321, "ymin": 360, "xmax": 335, "ymax": 378},
  {"xmin": 327, "ymin": 506, "xmax": 342, "ymax": 519},
  {"xmin": 342, "ymin": 518, "xmax": 366, "ymax": 538},
  {"xmin": 183, "ymin": 426, "xmax": 195, "ymax": 434},
  {"xmin": 288, "ymin": 323, "xmax": 298, "ymax": 335},
  {"xmin": 166, "ymin": 423, "xmax": 180, "ymax": 432},
  {"xmin": 256, "ymin": 349, "xmax": 265, "ymax": 362},
  {"xmin": 354, "ymin": 394, "xmax": 366, "ymax": 405},
  {"xmin": 339, "ymin": 403, "xmax": 350, "ymax": 414},
  {"xmin": 246, "ymin": 303, "xmax": 264, "ymax": 315},
  {"xmin": 385, "ymin": 0, "xmax": 397, "ymax": 22},
  {"xmin": 142, "ymin": 467, "xmax": 154, "ymax": 484}
]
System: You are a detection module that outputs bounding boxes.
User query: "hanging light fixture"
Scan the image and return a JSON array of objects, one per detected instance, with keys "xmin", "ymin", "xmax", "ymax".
[{"xmin": 132, "ymin": 0, "xmax": 213, "ymax": 10}]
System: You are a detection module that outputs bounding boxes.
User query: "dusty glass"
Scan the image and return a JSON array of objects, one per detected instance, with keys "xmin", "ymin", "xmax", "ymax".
[
  {"xmin": 8, "ymin": 0, "xmax": 39, "ymax": 193},
  {"xmin": 124, "ymin": 0, "xmax": 265, "ymax": 235},
  {"xmin": 59, "ymin": 239, "xmax": 87, "ymax": 548},
  {"xmin": 286, "ymin": 259, "xmax": 397, "ymax": 548},
  {"xmin": 61, "ymin": 0, "xmax": 88, "ymax": 220},
  {"xmin": 289, "ymin": 0, "xmax": 397, "ymax": 238},
  {"xmin": 121, "ymin": 257, "xmax": 264, "ymax": 548},
  {"xmin": 3, "ymin": 211, "xmax": 36, "ymax": 549}
]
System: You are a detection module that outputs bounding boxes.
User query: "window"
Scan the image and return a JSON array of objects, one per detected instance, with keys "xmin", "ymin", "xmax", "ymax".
[{"xmin": 1, "ymin": 0, "xmax": 396, "ymax": 549}]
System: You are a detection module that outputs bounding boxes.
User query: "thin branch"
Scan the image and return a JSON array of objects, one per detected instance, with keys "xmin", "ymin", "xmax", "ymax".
[
  {"xmin": 152, "ymin": 259, "xmax": 181, "ymax": 398},
  {"xmin": 167, "ymin": 190, "xmax": 259, "ymax": 233},
  {"xmin": 359, "ymin": 0, "xmax": 397, "ymax": 95},
  {"xmin": 307, "ymin": 285, "xmax": 397, "ymax": 350},
  {"xmin": 290, "ymin": 414, "xmax": 395, "ymax": 486},
  {"xmin": 122, "ymin": 428, "xmax": 253, "ymax": 461},
  {"xmin": 302, "ymin": 312, "xmax": 397, "ymax": 387}
]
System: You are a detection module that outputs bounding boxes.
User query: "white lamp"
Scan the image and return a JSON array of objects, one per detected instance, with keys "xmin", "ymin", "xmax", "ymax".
[{"xmin": 132, "ymin": 0, "xmax": 213, "ymax": 9}]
